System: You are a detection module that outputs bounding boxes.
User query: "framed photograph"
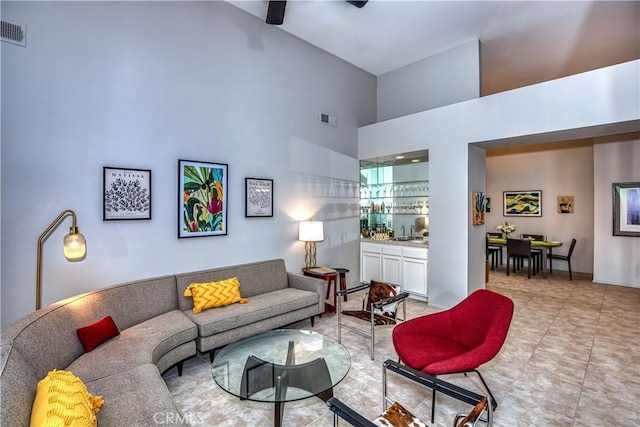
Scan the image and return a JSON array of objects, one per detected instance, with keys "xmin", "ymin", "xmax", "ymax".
[
  {"xmin": 472, "ymin": 191, "xmax": 485, "ymax": 225},
  {"xmin": 103, "ymin": 167, "xmax": 151, "ymax": 220},
  {"xmin": 178, "ymin": 159, "xmax": 228, "ymax": 238},
  {"xmin": 245, "ymin": 178, "xmax": 274, "ymax": 217},
  {"xmin": 613, "ymin": 182, "xmax": 640, "ymax": 237},
  {"xmin": 503, "ymin": 190, "xmax": 542, "ymax": 217},
  {"xmin": 485, "ymin": 197, "xmax": 491, "ymax": 213},
  {"xmin": 557, "ymin": 195, "xmax": 574, "ymax": 213}
]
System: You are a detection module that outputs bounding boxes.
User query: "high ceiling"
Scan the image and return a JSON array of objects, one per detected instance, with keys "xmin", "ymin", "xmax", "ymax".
[{"xmin": 228, "ymin": 0, "xmax": 639, "ymax": 94}]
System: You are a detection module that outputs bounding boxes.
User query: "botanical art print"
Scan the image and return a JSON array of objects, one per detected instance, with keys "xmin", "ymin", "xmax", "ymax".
[
  {"xmin": 179, "ymin": 160, "xmax": 228, "ymax": 238},
  {"xmin": 103, "ymin": 167, "xmax": 151, "ymax": 220},
  {"xmin": 613, "ymin": 182, "xmax": 640, "ymax": 237},
  {"xmin": 245, "ymin": 178, "xmax": 273, "ymax": 217},
  {"xmin": 503, "ymin": 190, "xmax": 542, "ymax": 217}
]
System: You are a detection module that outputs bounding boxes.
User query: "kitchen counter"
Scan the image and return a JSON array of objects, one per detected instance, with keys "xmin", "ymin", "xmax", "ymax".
[{"xmin": 361, "ymin": 238, "xmax": 429, "ymax": 248}]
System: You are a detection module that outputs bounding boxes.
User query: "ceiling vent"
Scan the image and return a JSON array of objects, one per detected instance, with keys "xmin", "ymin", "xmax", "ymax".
[{"xmin": 1, "ymin": 21, "xmax": 26, "ymax": 47}]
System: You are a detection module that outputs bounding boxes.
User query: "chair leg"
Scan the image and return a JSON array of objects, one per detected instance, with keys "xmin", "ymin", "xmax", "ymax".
[
  {"xmin": 431, "ymin": 387, "xmax": 437, "ymax": 424},
  {"xmin": 568, "ymin": 260, "xmax": 572, "ymax": 281},
  {"xmin": 473, "ymin": 370, "xmax": 498, "ymax": 413}
]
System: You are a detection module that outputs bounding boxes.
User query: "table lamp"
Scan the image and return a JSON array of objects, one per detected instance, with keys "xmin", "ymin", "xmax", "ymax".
[
  {"xmin": 36, "ymin": 209, "xmax": 87, "ymax": 310},
  {"xmin": 298, "ymin": 219, "xmax": 323, "ymax": 268}
]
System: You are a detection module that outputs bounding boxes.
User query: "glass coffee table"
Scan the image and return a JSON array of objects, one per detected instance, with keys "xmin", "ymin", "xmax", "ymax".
[{"xmin": 211, "ymin": 329, "xmax": 351, "ymax": 427}]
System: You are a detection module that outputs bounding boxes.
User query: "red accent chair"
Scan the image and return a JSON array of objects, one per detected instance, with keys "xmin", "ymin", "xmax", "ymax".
[{"xmin": 392, "ymin": 289, "xmax": 514, "ymax": 423}]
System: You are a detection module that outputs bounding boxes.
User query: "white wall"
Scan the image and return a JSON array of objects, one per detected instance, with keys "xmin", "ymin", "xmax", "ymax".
[
  {"xmin": 593, "ymin": 134, "xmax": 640, "ymax": 287},
  {"xmin": 486, "ymin": 140, "xmax": 595, "ymax": 274},
  {"xmin": 377, "ymin": 40, "xmax": 480, "ymax": 122},
  {"xmin": 360, "ymin": 61, "xmax": 640, "ymax": 308},
  {"xmin": 0, "ymin": 1, "xmax": 377, "ymax": 326}
]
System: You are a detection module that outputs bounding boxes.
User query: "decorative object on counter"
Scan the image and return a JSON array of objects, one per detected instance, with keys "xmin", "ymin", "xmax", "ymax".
[
  {"xmin": 299, "ymin": 219, "xmax": 324, "ymax": 268},
  {"xmin": 245, "ymin": 178, "xmax": 273, "ymax": 217},
  {"xmin": 503, "ymin": 190, "xmax": 542, "ymax": 217},
  {"xmin": 370, "ymin": 232, "xmax": 390, "ymax": 241},
  {"xmin": 612, "ymin": 182, "xmax": 640, "ymax": 237},
  {"xmin": 557, "ymin": 195, "xmax": 574, "ymax": 214},
  {"xmin": 496, "ymin": 222, "xmax": 516, "ymax": 239},
  {"xmin": 178, "ymin": 159, "xmax": 228, "ymax": 238},
  {"xmin": 415, "ymin": 216, "xmax": 429, "ymax": 236},
  {"xmin": 36, "ymin": 209, "xmax": 87, "ymax": 310},
  {"xmin": 103, "ymin": 167, "xmax": 151, "ymax": 220},
  {"xmin": 472, "ymin": 192, "xmax": 485, "ymax": 225}
]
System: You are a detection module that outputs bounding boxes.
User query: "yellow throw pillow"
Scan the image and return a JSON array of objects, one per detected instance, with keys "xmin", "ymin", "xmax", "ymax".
[
  {"xmin": 30, "ymin": 370, "xmax": 104, "ymax": 427},
  {"xmin": 184, "ymin": 277, "xmax": 249, "ymax": 313}
]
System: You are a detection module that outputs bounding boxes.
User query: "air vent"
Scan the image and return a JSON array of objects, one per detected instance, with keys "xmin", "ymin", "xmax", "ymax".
[
  {"xmin": 320, "ymin": 113, "xmax": 337, "ymax": 127},
  {"xmin": 1, "ymin": 21, "xmax": 26, "ymax": 47}
]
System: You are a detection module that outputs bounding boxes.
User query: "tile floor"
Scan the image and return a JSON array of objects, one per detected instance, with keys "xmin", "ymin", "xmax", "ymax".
[{"xmin": 163, "ymin": 267, "xmax": 639, "ymax": 426}]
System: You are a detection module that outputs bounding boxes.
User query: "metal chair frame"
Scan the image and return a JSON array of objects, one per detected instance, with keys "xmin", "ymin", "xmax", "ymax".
[
  {"xmin": 327, "ymin": 359, "xmax": 492, "ymax": 427},
  {"xmin": 337, "ymin": 283, "xmax": 409, "ymax": 360}
]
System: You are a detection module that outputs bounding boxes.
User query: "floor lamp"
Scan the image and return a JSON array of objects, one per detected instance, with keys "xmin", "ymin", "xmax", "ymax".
[
  {"xmin": 298, "ymin": 220, "xmax": 324, "ymax": 268},
  {"xmin": 36, "ymin": 209, "xmax": 87, "ymax": 310}
]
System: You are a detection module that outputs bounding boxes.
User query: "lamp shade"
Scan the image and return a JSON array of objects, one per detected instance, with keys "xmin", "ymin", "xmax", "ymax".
[
  {"xmin": 298, "ymin": 220, "xmax": 324, "ymax": 242},
  {"xmin": 63, "ymin": 228, "xmax": 86, "ymax": 260}
]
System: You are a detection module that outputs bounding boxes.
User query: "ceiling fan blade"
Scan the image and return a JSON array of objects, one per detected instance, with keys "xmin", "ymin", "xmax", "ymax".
[
  {"xmin": 346, "ymin": 0, "xmax": 368, "ymax": 8},
  {"xmin": 266, "ymin": 1, "xmax": 287, "ymax": 25}
]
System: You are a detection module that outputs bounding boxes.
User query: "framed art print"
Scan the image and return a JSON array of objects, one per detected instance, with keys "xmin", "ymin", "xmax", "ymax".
[
  {"xmin": 472, "ymin": 191, "xmax": 485, "ymax": 225},
  {"xmin": 103, "ymin": 167, "xmax": 151, "ymax": 220},
  {"xmin": 179, "ymin": 159, "xmax": 228, "ymax": 238},
  {"xmin": 245, "ymin": 178, "xmax": 273, "ymax": 217},
  {"xmin": 613, "ymin": 182, "xmax": 640, "ymax": 237},
  {"xmin": 503, "ymin": 190, "xmax": 542, "ymax": 217}
]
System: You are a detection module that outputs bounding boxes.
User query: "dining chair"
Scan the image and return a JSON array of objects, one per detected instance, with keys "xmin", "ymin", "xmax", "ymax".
[
  {"xmin": 521, "ymin": 233, "xmax": 546, "ymax": 272},
  {"xmin": 548, "ymin": 238, "xmax": 577, "ymax": 280},
  {"xmin": 486, "ymin": 236, "xmax": 502, "ymax": 270},
  {"xmin": 486, "ymin": 232, "xmax": 503, "ymax": 267},
  {"xmin": 506, "ymin": 238, "xmax": 535, "ymax": 279}
]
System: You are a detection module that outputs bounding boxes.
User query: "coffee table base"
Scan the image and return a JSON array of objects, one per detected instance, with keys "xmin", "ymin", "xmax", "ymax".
[{"xmin": 239, "ymin": 340, "xmax": 334, "ymax": 427}]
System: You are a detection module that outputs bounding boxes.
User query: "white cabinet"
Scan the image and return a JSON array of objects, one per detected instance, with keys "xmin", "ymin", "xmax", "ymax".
[
  {"xmin": 361, "ymin": 242, "xmax": 382, "ymax": 282},
  {"xmin": 361, "ymin": 242, "xmax": 428, "ymax": 298},
  {"xmin": 401, "ymin": 247, "xmax": 428, "ymax": 297},
  {"xmin": 381, "ymin": 245, "xmax": 402, "ymax": 285}
]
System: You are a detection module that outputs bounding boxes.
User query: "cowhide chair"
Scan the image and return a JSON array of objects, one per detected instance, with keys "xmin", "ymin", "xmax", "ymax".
[
  {"xmin": 327, "ymin": 359, "xmax": 492, "ymax": 427},
  {"xmin": 337, "ymin": 280, "xmax": 410, "ymax": 360}
]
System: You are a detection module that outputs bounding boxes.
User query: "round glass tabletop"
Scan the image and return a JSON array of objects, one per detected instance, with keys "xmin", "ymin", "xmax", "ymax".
[{"xmin": 211, "ymin": 329, "xmax": 351, "ymax": 403}]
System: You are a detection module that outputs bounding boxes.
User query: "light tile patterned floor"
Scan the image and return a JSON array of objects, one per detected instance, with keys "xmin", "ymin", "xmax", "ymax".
[{"xmin": 164, "ymin": 268, "xmax": 640, "ymax": 426}]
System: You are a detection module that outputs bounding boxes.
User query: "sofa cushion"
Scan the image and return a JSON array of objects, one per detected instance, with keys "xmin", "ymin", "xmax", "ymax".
[
  {"xmin": 184, "ymin": 277, "xmax": 248, "ymax": 313},
  {"xmin": 31, "ymin": 370, "xmax": 103, "ymax": 427},
  {"xmin": 77, "ymin": 316, "xmax": 120, "ymax": 352},
  {"xmin": 175, "ymin": 259, "xmax": 290, "ymax": 311},
  {"xmin": 184, "ymin": 288, "xmax": 318, "ymax": 337},
  {"xmin": 85, "ymin": 364, "xmax": 182, "ymax": 427},
  {"xmin": 67, "ymin": 310, "xmax": 196, "ymax": 382}
]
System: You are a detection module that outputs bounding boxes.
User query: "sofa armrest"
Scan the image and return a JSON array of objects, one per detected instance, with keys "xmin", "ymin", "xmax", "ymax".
[{"xmin": 287, "ymin": 272, "xmax": 325, "ymax": 314}]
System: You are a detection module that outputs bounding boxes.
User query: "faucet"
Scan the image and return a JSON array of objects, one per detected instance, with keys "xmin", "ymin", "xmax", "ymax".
[
  {"xmin": 401, "ymin": 225, "xmax": 406, "ymax": 238},
  {"xmin": 410, "ymin": 225, "xmax": 415, "ymax": 237}
]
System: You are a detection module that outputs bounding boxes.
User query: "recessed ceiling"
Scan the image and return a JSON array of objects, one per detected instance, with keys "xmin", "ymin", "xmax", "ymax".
[{"xmin": 228, "ymin": 1, "xmax": 639, "ymax": 94}]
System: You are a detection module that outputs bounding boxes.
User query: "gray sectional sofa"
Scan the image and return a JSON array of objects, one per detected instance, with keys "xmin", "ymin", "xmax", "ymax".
[{"xmin": 0, "ymin": 259, "xmax": 324, "ymax": 426}]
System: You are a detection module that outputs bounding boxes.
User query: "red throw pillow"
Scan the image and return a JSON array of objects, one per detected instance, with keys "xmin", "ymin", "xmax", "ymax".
[{"xmin": 76, "ymin": 316, "xmax": 120, "ymax": 352}]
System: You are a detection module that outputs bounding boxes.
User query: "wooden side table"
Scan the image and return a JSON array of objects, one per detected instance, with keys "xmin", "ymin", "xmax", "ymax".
[{"xmin": 302, "ymin": 268, "xmax": 339, "ymax": 314}]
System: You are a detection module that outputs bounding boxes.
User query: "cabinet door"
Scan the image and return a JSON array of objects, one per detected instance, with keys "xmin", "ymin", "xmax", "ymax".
[
  {"xmin": 382, "ymin": 255, "xmax": 402, "ymax": 285},
  {"xmin": 402, "ymin": 257, "xmax": 427, "ymax": 296},
  {"xmin": 361, "ymin": 252, "xmax": 382, "ymax": 283}
]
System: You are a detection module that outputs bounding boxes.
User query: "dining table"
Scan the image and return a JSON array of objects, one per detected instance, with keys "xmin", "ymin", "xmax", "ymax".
[{"xmin": 488, "ymin": 237, "xmax": 562, "ymax": 278}]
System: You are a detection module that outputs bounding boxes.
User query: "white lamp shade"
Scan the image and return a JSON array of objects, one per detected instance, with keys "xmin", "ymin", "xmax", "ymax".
[
  {"xmin": 298, "ymin": 220, "xmax": 324, "ymax": 242},
  {"xmin": 63, "ymin": 232, "xmax": 86, "ymax": 260}
]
